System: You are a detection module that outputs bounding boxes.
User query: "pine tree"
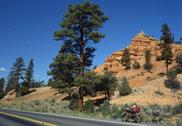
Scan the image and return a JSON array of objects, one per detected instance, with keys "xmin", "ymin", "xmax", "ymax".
[
  {"xmin": 5, "ymin": 72, "xmax": 14, "ymax": 93},
  {"xmin": 121, "ymin": 48, "xmax": 131, "ymax": 69},
  {"xmin": 23, "ymin": 59, "xmax": 34, "ymax": 95},
  {"xmin": 143, "ymin": 50, "xmax": 153, "ymax": 71},
  {"xmin": 54, "ymin": 1, "xmax": 108, "ymax": 108},
  {"xmin": 0, "ymin": 78, "xmax": 5, "ymax": 99},
  {"xmin": 48, "ymin": 46, "xmax": 79, "ymax": 89},
  {"xmin": 11, "ymin": 57, "xmax": 25, "ymax": 97},
  {"xmin": 160, "ymin": 23, "xmax": 173, "ymax": 73}
]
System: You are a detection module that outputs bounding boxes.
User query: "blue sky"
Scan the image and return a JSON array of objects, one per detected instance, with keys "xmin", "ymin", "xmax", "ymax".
[{"xmin": 0, "ymin": 0, "xmax": 181, "ymax": 82}]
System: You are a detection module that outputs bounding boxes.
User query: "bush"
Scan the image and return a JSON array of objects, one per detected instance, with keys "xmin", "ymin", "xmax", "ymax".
[
  {"xmin": 143, "ymin": 63, "xmax": 153, "ymax": 71},
  {"xmin": 119, "ymin": 77, "xmax": 132, "ymax": 96},
  {"xmin": 156, "ymin": 55, "xmax": 163, "ymax": 61},
  {"xmin": 83, "ymin": 100, "xmax": 94, "ymax": 113},
  {"xmin": 165, "ymin": 79, "xmax": 180, "ymax": 89},
  {"xmin": 172, "ymin": 103, "xmax": 182, "ymax": 114},
  {"xmin": 176, "ymin": 53, "xmax": 182, "ymax": 67},
  {"xmin": 176, "ymin": 118, "xmax": 182, "ymax": 126},
  {"xmin": 167, "ymin": 69, "xmax": 177, "ymax": 80},
  {"xmin": 69, "ymin": 94, "xmax": 79, "ymax": 110},
  {"xmin": 99, "ymin": 100, "xmax": 111, "ymax": 117},
  {"xmin": 174, "ymin": 65, "xmax": 182, "ymax": 74},
  {"xmin": 165, "ymin": 69, "xmax": 180, "ymax": 89},
  {"xmin": 132, "ymin": 61, "xmax": 140, "ymax": 69},
  {"xmin": 110, "ymin": 105, "xmax": 123, "ymax": 119}
]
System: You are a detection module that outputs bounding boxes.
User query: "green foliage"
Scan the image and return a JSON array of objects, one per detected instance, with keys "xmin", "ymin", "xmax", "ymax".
[
  {"xmin": 110, "ymin": 105, "xmax": 123, "ymax": 119},
  {"xmin": 143, "ymin": 50, "xmax": 153, "ymax": 71},
  {"xmin": 69, "ymin": 94, "xmax": 79, "ymax": 110},
  {"xmin": 101, "ymin": 69, "xmax": 117, "ymax": 99},
  {"xmin": 174, "ymin": 65, "xmax": 182, "ymax": 74},
  {"xmin": 0, "ymin": 78, "xmax": 5, "ymax": 99},
  {"xmin": 175, "ymin": 53, "xmax": 182, "ymax": 73},
  {"xmin": 119, "ymin": 76, "xmax": 132, "ymax": 96},
  {"xmin": 24, "ymin": 59, "xmax": 34, "ymax": 93},
  {"xmin": 99, "ymin": 100, "xmax": 111, "ymax": 117},
  {"xmin": 9, "ymin": 57, "xmax": 25, "ymax": 97},
  {"xmin": 48, "ymin": 49, "xmax": 79, "ymax": 89},
  {"xmin": 165, "ymin": 69, "xmax": 180, "ymax": 89},
  {"xmin": 176, "ymin": 118, "xmax": 182, "ymax": 126},
  {"xmin": 143, "ymin": 63, "xmax": 153, "ymax": 71},
  {"xmin": 121, "ymin": 48, "xmax": 131, "ymax": 69},
  {"xmin": 84, "ymin": 71, "xmax": 101, "ymax": 96},
  {"xmin": 167, "ymin": 69, "xmax": 177, "ymax": 80},
  {"xmin": 31, "ymin": 80, "xmax": 45, "ymax": 88},
  {"xmin": 53, "ymin": 1, "xmax": 108, "ymax": 108},
  {"xmin": 83, "ymin": 100, "xmax": 94, "ymax": 113},
  {"xmin": 132, "ymin": 61, "xmax": 140, "ymax": 69},
  {"xmin": 172, "ymin": 103, "xmax": 182, "ymax": 115},
  {"xmin": 160, "ymin": 23, "xmax": 174, "ymax": 73}
]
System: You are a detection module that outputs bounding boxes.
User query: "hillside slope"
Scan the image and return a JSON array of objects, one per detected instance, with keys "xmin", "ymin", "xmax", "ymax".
[{"xmin": 1, "ymin": 74, "xmax": 182, "ymax": 106}]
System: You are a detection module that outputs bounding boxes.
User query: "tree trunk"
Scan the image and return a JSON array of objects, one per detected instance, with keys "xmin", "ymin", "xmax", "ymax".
[
  {"xmin": 166, "ymin": 59, "xmax": 169, "ymax": 73},
  {"xmin": 78, "ymin": 25, "xmax": 84, "ymax": 108}
]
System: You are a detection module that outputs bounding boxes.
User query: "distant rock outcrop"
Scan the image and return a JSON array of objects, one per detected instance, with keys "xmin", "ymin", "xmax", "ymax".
[{"xmin": 95, "ymin": 31, "xmax": 182, "ymax": 78}]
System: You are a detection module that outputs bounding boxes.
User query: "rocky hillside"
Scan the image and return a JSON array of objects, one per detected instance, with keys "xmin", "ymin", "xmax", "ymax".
[{"xmin": 95, "ymin": 31, "xmax": 182, "ymax": 87}]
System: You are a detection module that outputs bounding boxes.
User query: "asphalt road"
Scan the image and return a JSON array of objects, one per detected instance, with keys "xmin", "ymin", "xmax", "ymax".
[{"xmin": 0, "ymin": 109, "xmax": 162, "ymax": 126}]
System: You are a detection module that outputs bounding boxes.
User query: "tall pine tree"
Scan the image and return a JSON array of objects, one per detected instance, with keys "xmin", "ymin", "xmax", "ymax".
[
  {"xmin": 160, "ymin": 23, "xmax": 173, "ymax": 73},
  {"xmin": 23, "ymin": 59, "xmax": 34, "ymax": 94},
  {"xmin": 0, "ymin": 78, "xmax": 5, "ymax": 99},
  {"xmin": 54, "ymin": 1, "xmax": 108, "ymax": 108},
  {"xmin": 11, "ymin": 57, "xmax": 25, "ymax": 97}
]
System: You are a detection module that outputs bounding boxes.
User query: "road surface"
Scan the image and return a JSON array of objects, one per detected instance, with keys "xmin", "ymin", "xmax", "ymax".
[{"xmin": 0, "ymin": 109, "xmax": 158, "ymax": 126}]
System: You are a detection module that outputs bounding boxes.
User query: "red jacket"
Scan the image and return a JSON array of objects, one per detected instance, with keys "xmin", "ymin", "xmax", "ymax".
[{"xmin": 132, "ymin": 106, "xmax": 141, "ymax": 113}]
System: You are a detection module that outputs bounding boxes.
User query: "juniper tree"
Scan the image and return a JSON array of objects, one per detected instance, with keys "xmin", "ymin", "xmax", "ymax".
[
  {"xmin": 121, "ymin": 48, "xmax": 131, "ymax": 69},
  {"xmin": 101, "ymin": 68, "xmax": 117, "ymax": 100},
  {"xmin": 119, "ymin": 76, "xmax": 132, "ymax": 96},
  {"xmin": 160, "ymin": 23, "xmax": 173, "ymax": 73},
  {"xmin": 54, "ymin": 1, "xmax": 108, "ymax": 108},
  {"xmin": 143, "ymin": 50, "xmax": 153, "ymax": 71}
]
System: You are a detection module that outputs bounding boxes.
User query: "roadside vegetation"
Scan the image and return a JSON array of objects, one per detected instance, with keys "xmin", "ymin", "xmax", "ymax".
[{"xmin": 1, "ymin": 100, "xmax": 182, "ymax": 126}]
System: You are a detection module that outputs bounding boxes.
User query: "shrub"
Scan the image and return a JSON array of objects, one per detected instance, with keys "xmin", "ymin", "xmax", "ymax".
[
  {"xmin": 156, "ymin": 55, "xmax": 163, "ymax": 61},
  {"xmin": 155, "ymin": 90, "xmax": 164, "ymax": 96},
  {"xmin": 176, "ymin": 118, "xmax": 182, "ymax": 126},
  {"xmin": 69, "ymin": 94, "xmax": 79, "ymax": 110},
  {"xmin": 110, "ymin": 105, "xmax": 123, "ymax": 119},
  {"xmin": 167, "ymin": 69, "xmax": 177, "ymax": 80},
  {"xmin": 132, "ymin": 61, "xmax": 140, "ymax": 69},
  {"xmin": 165, "ymin": 69, "xmax": 180, "ymax": 89},
  {"xmin": 164, "ymin": 79, "xmax": 180, "ymax": 89},
  {"xmin": 119, "ymin": 76, "xmax": 132, "ymax": 96},
  {"xmin": 176, "ymin": 53, "xmax": 182, "ymax": 67},
  {"xmin": 172, "ymin": 103, "xmax": 182, "ymax": 114},
  {"xmin": 143, "ymin": 63, "xmax": 153, "ymax": 71},
  {"xmin": 99, "ymin": 100, "xmax": 111, "ymax": 117},
  {"xmin": 83, "ymin": 100, "xmax": 94, "ymax": 113},
  {"xmin": 174, "ymin": 65, "xmax": 182, "ymax": 74}
]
